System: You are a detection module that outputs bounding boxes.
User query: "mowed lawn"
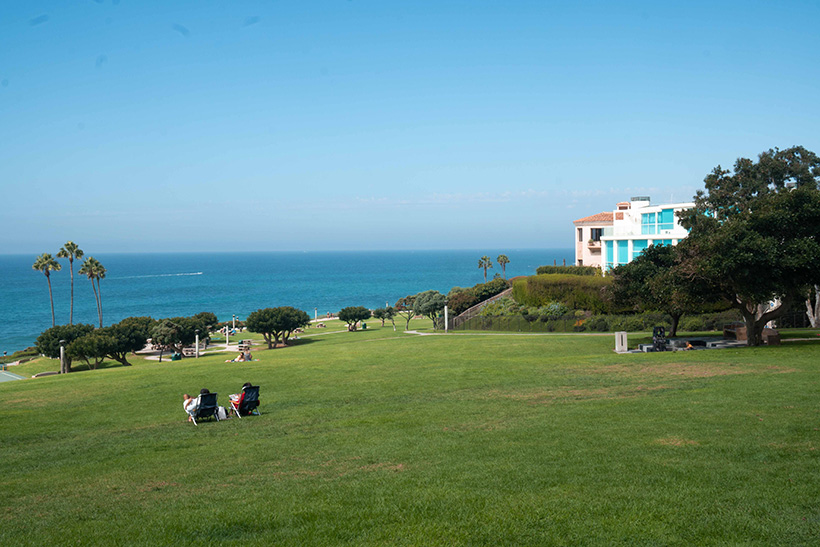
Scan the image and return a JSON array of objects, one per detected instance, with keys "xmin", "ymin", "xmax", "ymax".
[{"xmin": 2, "ymin": 322, "xmax": 819, "ymax": 545}]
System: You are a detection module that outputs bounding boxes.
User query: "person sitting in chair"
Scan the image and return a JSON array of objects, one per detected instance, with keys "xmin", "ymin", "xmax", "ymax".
[
  {"xmin": 182, "ymin": 393, "xmax": 198, "ymax": 422},
  {"xmin": 229, "ymin": 382, "xmax": 252, "ymax": 408}
]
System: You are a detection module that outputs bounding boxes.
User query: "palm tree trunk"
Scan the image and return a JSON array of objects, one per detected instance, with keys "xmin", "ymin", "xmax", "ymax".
[
  {"xmin": 46, "ymin": 274, "xmax": 56, "ymax": 327},
  {"xmin": 69, "ymin": 259, "xmax": 74, "ymax": 324},
  {"xmin": 96, "ymin": 277, "xmax": 103, "ymax": 327},
  {"xmin": 91, "ymin": 278, "xmax": 101, "ymax": 328}
]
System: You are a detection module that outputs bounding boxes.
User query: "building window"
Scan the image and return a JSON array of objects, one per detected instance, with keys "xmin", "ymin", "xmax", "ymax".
[
  {"xmin": 641, "ymin": 213, "xmax": 656, "ymax": 235},
  {"xmin": 590, "ymin": 228, "xmax": 602, "ymax": 241},
  {"xmin": 578, "ymin": 228, "xmax": 583, "ymax": 242},
  {"xmin": 617, "ymin": 240, "xmax": 629, "ymax": 264},
  {"xmin": 658, "ymin": 209, "xmax": 674, "ymax": 232}
]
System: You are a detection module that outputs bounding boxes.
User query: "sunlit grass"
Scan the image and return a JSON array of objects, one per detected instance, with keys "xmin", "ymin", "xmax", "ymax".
[{"xmin": 2, "ymin": 321, "xmax": 819, "ymax": 545}]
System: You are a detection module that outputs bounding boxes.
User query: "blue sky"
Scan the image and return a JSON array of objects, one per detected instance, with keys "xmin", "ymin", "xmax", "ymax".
[{"xmin": 2, "ymin": 0, "xmax": 819, "ymax": 253}]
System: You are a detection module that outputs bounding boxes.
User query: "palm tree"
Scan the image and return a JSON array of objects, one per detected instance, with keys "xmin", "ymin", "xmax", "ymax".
[
  {"xmin": 32, "ymin": 253, "xmax": 62, "ymax": 327},
  {"xmin": 94, "ymin": 259, "xmax": 107, "ymax": 327},
  {"xmin": 56, "ymin": 241, "xmax": 83, "ymax": 324},
  {"xmin": 478, "ymin": 255, "xmax": 493, "ymax": 283},
  {"xmin": 80, "ymin": 257, "xmax": 106, "ymax": 327},
  {"xmin": 496, "ymin": 254, "xmax": 510, "ymax": 279}
]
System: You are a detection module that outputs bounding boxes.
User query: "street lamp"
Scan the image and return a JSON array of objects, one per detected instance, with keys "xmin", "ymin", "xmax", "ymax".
[
  {"xmin": 232, "ymin": 315, "xmax": 236, "ymax": 330},
  {"xmin": 59, "ymin": 339, "xmax": 66, "ymax": 374},
  {"xmin": 2, "ymin": 351, "xmax": 6, "ymax": 372},
  {"xmin": 195, "ymin": 329, "xmax": 200, "ymax": 358}
]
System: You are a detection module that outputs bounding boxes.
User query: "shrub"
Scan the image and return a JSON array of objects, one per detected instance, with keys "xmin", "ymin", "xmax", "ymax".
[
  {"xmin": 512, "ymin": 274, "xmax": 612, "ymax": 313},
  {"xmin": 448, "ymin": 278, "xmax": 510, "ymax": 315},
  {"xmin": 536, "ymin": 265, "xmax": 601, "ymax": 276}
]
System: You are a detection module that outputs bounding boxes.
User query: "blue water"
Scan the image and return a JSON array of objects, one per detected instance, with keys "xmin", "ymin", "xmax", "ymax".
[{"xmin": 0, "ymin": 249, "xmax": 571, "ymax": 354}]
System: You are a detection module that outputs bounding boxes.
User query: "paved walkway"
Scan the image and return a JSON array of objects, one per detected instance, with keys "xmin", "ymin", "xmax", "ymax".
[
  {"xmin": 0, "ymin": 370, "xmax": 26, "ymax": 382},
  {"xmin": 403, "ymin": 330, "xmax": 613, "ymax": 337}
]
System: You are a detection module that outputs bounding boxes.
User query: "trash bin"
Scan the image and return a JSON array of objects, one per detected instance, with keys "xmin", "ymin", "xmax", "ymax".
[
  {"xmin": 171, "ymin": 352, "xmax": 181, "ymax": 361},
  {"xmin": 362, "ymin": 323, "xmax": 367, "ymax": 330}
]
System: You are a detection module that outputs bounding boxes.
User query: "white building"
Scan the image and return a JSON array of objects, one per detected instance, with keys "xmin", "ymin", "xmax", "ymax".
[{"xmin": 574, "ymin": 197, "xmax": 694, "ymax": 272}]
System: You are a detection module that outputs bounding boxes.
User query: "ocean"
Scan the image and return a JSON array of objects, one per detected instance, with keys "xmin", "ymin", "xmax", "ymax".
[{"xmin": 0, "ymin": 249, "xmax": 572, "ymax": 355}]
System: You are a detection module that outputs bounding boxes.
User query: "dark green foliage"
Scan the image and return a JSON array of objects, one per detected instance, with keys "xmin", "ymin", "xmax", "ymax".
[
  {"xmin": 95, "ymin": 316, "xmax": 156, "ymax": 366},
  {"xmin": 609, "ymin": 244, "xmax": 729, "ymax": 336},
  {"xmin": 395, "ymin": 295, "xmax": 417, "ymax": 330},
  {"xmin": 678, "ymin": 146, "xmax": 820, "ymax": 345},
  {"xmin": 150, "ymin": 313, "xmax": 214, "ymax": 355},
  {"xmin": 512, "ymin": 274, "xmax": 611, "ymax": 313},
  {"xmin": 413, "ymin": 291, "xmax": 446, "ymax": 327},
  {"xmin": 371, "ymin": 307, "xmax": 396, "ymax": 327},
  {"xmin": 338, "ymin": 306, "xmax": 372, "ymax": 330},
  {"xmin": 193, "ymin": 312, "xmax": 219, "ymax": 331},
  {"xmin": 456, "ymin": 310, "xmax": 742, "ymax": 334},
  {"xmin": 67, "ymin": 332, "xmax": 114, "ymax": 369},
  {"xmin": 447, "ymin": 291, "xmax": 480, "ymax": 315},
  {"xmin": 536, "ymin": 265, "xmax": 600, "ymax": 276},
  {"xmin": 246, "ymin": 306, "xmax": 311, "ymax": 348},
  {"xmin": 35, "ymin": 323, "xmax": 95, "ymax": 373},
  {"xmin": 447, "ymin": 278, "xmax": 509, "ymax": 315}
]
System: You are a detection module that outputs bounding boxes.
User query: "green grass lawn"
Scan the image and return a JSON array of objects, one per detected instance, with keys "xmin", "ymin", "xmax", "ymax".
[{"xmin": 2, "ymin": 322, "xmax": 819, "ymax": 545}]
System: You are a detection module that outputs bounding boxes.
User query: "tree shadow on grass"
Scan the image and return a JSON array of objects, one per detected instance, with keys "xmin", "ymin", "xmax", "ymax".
[{"xmin": 70, "ymin": 360, "xmax": 131, "ymax": 373}]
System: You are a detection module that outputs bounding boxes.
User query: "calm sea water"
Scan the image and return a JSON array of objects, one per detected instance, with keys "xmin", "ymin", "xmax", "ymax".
[{"xmin": 0, "ymin": 249, "xmax": 571, "ymax": 354}]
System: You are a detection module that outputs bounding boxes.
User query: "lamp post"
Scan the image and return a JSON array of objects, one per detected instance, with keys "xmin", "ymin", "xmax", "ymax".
[
  {"xmin": 444, "ymin": 304, "xmax": 449, "ymax": 333},
  {"xmin": 2, "ymin": 351, "xmax": 6, "ymax": 371},
  {"xmin": 314, "ymin": 307, "xmax": 318, "ymax": 321},
  {"xmin": 59, "ymin": 339, "xmax": 66, "ymax": 374},
  {"xmin": 195, "ymin": 329, "xmax": 200, "ymax": 358},
  {"xmin": 232, "ymin": 315, "xmax": 236, "ymax": 330}
]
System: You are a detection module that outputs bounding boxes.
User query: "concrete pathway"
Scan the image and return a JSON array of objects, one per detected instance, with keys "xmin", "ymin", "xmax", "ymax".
[{"xmin": 0, "ymin": 370, "xmax": 26, "ymax": 382}]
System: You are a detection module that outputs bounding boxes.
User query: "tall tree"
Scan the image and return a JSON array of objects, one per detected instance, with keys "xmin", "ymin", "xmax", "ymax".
[
  {"xmin": 80, "ymin": 257, "xmax": 107, "ymax": 327},
  {"xmin": 610, "ymin": 244, "xmax": 727, "ymax": 336},
  {"xmin": 338, "ymin": 306, "xmax": 372, "ymax": 331},
  {"xmin": 478, "ymin": 256, "xmax": 493, "ymax": 282},
  {"xmin": 246, "ymin": 307, "xmax": 310, "ymax": 348},
  {"xmin": 807, "ymin": 285, "xmax": 820, "ymax": 328},
  {"xmin": 496, "ymin": 254, "xmax": 510, "ymax": 279},
  {"xmin": 32, "ymin": 253, "xmax": 62, "ymax": 327},
  {"xmin": 56, "ymin": 241, "xmax": 83, "ymax": 324},
  {"xmin": 678, "ymin": 146, "xmax": 820, "ymax": 345},
  {"xmin": 413, "ymin": 290, "xmax": 446, "ymax": 328},
  {"xmin": 394, "ymin": 295, "xmax": 417, "ymax": 330}
]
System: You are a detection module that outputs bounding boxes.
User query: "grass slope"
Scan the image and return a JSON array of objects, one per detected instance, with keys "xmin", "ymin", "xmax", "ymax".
[{"xmin": 1, "ymin": 322, "xmax": 819, "ymax": 545}]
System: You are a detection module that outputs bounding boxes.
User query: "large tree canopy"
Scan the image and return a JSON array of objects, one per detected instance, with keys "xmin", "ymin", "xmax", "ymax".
[
  {"xmin": 678, "ymin": 146, "xmax": 820, "ymax": 345},
  {"xmin": 36, "ymin": 324, "xmax": 95, "ymax": 373},
  {"xmin": 610, "ymin": 244, "xmax": 727, "ymax": 337},
  {"xmin": 413, "ymin": 290, "xmax": 446, "ymax": 327},
  {"xmin": 338, "ymin": 306, "xmax": 371, "ymax": 330},
  {"xmin": 246, "ymin": 307, "xmax": 310, "ymax": 348}
]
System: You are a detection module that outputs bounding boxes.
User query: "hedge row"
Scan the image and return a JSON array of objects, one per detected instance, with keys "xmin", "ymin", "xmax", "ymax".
[
  {"xmin": 447, "ymin": 278, "xmax": 510, "ymax": 315},
  {"xmin": 512, "ymin": 274, "xmax": 611, "ymax": 313},
  {"xmin": 455, "ymin": 311, "xmax": 742, "ymax": 334},
  {"xmin": 535, "ymin": 265, "xmax": 601, "ymax": 276}
]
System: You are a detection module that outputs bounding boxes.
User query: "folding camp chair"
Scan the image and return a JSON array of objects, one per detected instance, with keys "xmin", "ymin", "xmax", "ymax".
[
  {"xmin": 190, "ymin": 392, "xmax": 220, "ymax": 426},
  {"xmin": 230, "ymin": 385, "xmax": 260, "ymax": 418}
]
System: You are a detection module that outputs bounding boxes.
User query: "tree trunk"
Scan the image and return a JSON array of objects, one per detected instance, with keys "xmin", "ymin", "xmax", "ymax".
[
  {"xmin": 90, "ymin": 279, "xmax": 101, "ymax": 328},
  {"xmin": 109, "ymin": 353, "xmax": 132, "ymax": 366},
  {"xmin": 46, "ymin": 273, "xmax": 56, "ymax": 327},
  {"xmin": 69, "ymin": 259, "xmax": 74, "ymax": 324},
  {"xmin": 263, "ymin": 333, "xmax": 272, "ymax": 349},
  {"xmin": 807, "ymin": 285, "xmax": 820, "ymax": 328},
  {"xmin": 738, "ymin": 296, "xmax": 792, "ymax": 346},
  {"xmin": 96, "ymin": 278, "xmax": 103, "ymax": 327},
  {"xmin": 669, "ymin": 313, "xmax": 682, "ymax": 337}
]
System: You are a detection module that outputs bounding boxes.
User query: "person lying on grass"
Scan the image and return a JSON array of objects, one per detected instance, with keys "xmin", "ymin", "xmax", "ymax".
[{"xmin": 226, "ymin": 352, "xmax": 245, "ymax": 363}]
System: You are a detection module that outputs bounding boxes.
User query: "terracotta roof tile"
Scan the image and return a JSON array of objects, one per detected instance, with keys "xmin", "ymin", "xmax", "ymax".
[{"xmin": 573, "ymin": 212, "xmax": 613, "ymax": 224}]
